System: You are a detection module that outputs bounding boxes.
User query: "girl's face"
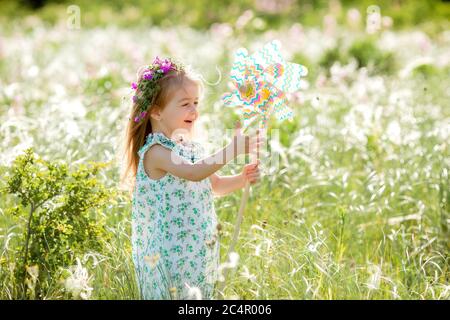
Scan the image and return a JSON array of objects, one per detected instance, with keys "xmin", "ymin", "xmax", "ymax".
[{"xmin": 151, "ymin": 80, "xmax": 200, "ymax": 137}]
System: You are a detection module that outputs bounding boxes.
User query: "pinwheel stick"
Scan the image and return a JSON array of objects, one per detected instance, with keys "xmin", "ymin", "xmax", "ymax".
[
  {"xmin": 218, "ymin": 119, "xmax": 261, "ymax": 298},
  {"xmin": 226, "ymin": 149, "xmax": 258, "ymax": 258}
]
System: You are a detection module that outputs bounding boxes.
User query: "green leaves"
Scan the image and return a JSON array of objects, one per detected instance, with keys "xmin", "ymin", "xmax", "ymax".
[
  {"xmin": 5, "ymin": 148, "xmax": 68, "ymax": 208},
  {"xmin": 4, "ymin": 148, "xmax": 112, "ymax": 299}
]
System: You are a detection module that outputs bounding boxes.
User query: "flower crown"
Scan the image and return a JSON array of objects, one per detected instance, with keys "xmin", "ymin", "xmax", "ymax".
[{"xmin": 131, "ymin": 56, "xmax": 184, "ymax": 123}]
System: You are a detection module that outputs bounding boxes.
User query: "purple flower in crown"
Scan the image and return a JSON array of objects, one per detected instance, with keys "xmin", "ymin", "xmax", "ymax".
[
  {"xmin": 131, "ymin": 82, "xmax": 138, "ymax": 90},
  {"xmin": 134, "ymin": 111, "xmax": 147, "ymax": 123},
  {"xmin": 143, "ymin": 70, "xmax": 153, "ymax": 80},
  {"xmin": 132, "ymin": 95, "xmax": 138, "ymax": 103},
  {"xmin": 160, "ymin": 59, "xmax": 173, "ymax": 73}
]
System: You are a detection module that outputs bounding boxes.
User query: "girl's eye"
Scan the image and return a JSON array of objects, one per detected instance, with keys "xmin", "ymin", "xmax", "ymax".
[{"xmin": 182, "ymin": 102, "xmax": 199, "ymax": 107}]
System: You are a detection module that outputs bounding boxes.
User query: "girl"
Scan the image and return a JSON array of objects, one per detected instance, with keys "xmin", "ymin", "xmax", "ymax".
[{"xmin": 122, "ymin": 57, "xmax": 262, "ymax": 300}]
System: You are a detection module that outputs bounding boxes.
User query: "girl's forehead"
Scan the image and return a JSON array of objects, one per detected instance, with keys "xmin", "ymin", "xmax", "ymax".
[{"xmin": 174, "ymin": 81, "xmax": 199, "ymax": 100}]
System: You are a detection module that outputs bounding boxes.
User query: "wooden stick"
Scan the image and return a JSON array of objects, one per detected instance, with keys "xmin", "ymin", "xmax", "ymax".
[{"xmin": 217, "ymin": 122, "xmax": 261, "ymax": 298}]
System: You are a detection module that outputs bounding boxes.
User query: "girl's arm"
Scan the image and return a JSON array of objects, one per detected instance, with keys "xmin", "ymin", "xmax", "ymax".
[
  {"xmin": 210, "ymin": 161, "xmax": 260, "ymax": 196},
  {"xmin": 145, "ymin": 126, "xmax": 261, "ymax": 182},
  {"xmin": 209, "ymin": 173, "xmax": 245, "ymax": 197}
]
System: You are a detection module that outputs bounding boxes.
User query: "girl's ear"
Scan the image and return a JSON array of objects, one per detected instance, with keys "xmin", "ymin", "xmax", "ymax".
[{"xmin": 150, "ymin": 105, "xmax": 162, "ymax": 121}]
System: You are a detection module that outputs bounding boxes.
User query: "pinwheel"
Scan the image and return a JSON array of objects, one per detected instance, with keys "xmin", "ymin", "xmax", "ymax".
[
  {"xmin": 222, "ymin": 40, "xmax": 308, "ymax": 130},
  {"xmin": 218, "ymin": 40, "xmax": 308, "ymax": 296}
]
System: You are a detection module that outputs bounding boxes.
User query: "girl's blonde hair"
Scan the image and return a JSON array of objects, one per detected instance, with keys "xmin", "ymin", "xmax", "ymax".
[{"xmin": 120, "ymin": 63, "xmax": 203, "ymax": 191}]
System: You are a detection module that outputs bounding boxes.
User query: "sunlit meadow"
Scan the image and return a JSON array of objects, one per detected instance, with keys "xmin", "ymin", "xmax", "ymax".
[{"xmin": 0, "ymin": 1, "xmax": 449, "ymax": 299}]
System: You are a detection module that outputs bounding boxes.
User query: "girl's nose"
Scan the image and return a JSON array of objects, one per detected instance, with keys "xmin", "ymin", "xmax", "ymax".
[{"xmin": 189, "ymin": 104, "xmax": 198, "ymax": 114}]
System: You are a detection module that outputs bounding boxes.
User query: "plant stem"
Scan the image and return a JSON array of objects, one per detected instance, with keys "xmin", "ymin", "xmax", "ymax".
[
  {"xmin": 23, "ymin": 203, "xmax": 35, "ymax": 268},
  {"xmin": 21, "ymin": 202, "xmax": 35, "ymax": 298}
]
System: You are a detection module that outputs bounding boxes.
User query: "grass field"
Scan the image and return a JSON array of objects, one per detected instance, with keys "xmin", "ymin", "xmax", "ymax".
[{"xmin": 0, "ymin": 1, "xmax": 449, "ymax": 299}]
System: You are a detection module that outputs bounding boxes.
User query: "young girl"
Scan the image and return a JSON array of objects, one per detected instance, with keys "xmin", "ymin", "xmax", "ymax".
[{"xmin": 122, "ymin": 57, "xmax": 262, "ymax": 300}]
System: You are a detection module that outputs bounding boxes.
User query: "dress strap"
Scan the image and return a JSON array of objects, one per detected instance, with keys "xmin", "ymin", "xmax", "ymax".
[{"xmin": 137, "ymin": 132, "xmax": 177, "ymax": 159}]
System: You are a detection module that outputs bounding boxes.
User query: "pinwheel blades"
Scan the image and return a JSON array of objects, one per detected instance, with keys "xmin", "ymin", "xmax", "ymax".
[{"xmin": 222, "ymin": 40, "xmax": 308, "ymax": 129}]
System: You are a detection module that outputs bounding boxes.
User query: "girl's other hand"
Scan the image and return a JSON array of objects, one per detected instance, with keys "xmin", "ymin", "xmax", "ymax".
[{"xmin": 242, "ymin": 160, "xmax": 261, "ymax": 185}]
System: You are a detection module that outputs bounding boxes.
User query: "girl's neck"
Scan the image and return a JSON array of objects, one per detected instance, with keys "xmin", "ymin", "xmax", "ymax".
[
  {"xmin": 151, "ymin": 128, "xmax": 191, "ymax": 144},
  {"xmin": 150, "ymin": 122, "xmax": 172, "ymax": 139},
  {"xmin": 152, "ymin": 129, "xmax": 172, "ymax": 139}
]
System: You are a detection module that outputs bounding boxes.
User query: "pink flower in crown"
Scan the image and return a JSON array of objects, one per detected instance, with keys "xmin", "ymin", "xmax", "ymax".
[{"xmin": 153, "ymin": 56, "xmax": 163, "ymax": 66}]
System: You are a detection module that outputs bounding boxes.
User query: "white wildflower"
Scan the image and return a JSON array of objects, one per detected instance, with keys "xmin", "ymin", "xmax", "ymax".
[
  {"xmin": 227, "ymin": 252, "xmax": 239, "ymax": 268},
  {"xmin": 64, "ymin": 258, "xmax": 93, "ymax": 300},
  {"xmin": 367, "ymin": 264, "xmax": 382, "ymax": 290},
  {"xmin": 240, "ymin": 265, "xmax": 257, "ymax": 282},
  {"xmin": 392, "ymin": 285, "xmax": 400, "ymax": 299},
  {"xmin": 185, "ymin": 283, "xmax": 203, "ymax": 300},
  {"xmin": 254, "ymin": 243, "xmax": 261, "ymax": 257},
  {"xmin": 217, "ymin": 251, "xmax": 240, "ymax": 281},
  {"xmin": 386, "ymin": 121, "xmax": 402, "ymax": 145},
  {"xmin": 250, "ymin": 224, "xmax": 265, "ymax": 232}
]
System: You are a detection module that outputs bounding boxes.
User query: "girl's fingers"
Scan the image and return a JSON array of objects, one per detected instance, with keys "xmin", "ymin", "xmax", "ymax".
[
  {"xmin": 246, "ymin": 163, "xmax": 258, "ymax": 169},
  {"xmin": 246, "ymin": 173, "xmax": 260, "ymax": 180},
  {"xmin": 245, "ymin": 167, "xmax": 259, "ymax": 174},
  {"xmin": 249, "ymin": 177, "xmax": 260, "ymax": 184},
  {"xmin": 248, "ymin": 172, "xmax": 260, "ymax": 177}
]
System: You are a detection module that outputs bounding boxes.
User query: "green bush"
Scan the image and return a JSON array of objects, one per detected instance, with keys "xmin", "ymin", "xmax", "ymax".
[
  {"xmin": 410, "ymin": 63, "xmax": 439, "ymax": 78},
  {"xmin": 318, "ymin": 45, "xmax": 348, "ymax": 72},
  {"xmin": 348, "ymin": 38, "xmax": 397, "ymax": 75},
  {"xmin": 2, "ymin": 148, "xmax": 112, "ymax": 299}
]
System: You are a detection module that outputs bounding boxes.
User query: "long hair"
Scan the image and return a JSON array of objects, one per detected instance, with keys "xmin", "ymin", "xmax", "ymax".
[{"xmin": 120, "ymin": 64, "xmax": 203, "ymax": 191}]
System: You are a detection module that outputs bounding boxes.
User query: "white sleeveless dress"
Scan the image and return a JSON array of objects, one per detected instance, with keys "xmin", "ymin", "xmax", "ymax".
[{"xmin": 131, "ymin": 132, "xmax": 220, "ymax": 299}]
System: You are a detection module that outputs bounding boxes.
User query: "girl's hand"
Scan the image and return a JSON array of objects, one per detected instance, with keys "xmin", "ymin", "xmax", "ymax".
[
  {"xmin": 232, "ymin": 121, "xmax": 262, "ymax": 157},
  {"xmin": 242, "ymin": 160, "xmax": 261, "ymax": 185}
]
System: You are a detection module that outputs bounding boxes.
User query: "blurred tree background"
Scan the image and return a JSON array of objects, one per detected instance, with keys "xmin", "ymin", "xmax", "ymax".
[{"xmin": 0, "ymin": 0, "xmax": 449, "ymax": 31}]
